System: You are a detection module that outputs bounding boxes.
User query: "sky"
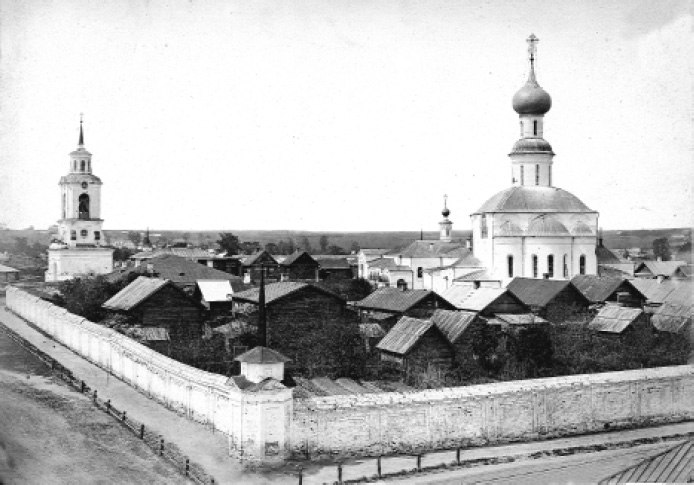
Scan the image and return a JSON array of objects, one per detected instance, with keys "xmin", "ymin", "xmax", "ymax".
[{"xmin": 0, "ymin": 0, "xmax": 691, "ymax": 232}]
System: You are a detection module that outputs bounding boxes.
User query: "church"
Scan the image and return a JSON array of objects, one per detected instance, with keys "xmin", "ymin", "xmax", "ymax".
[
  {"xmin": 45, "ymin": 119, "xmax": 113, "ymax": 281},
  {"xmin": 471, "ymin": 34, "xmax": 599, "ymax": 284},
  {"xmin": 362, "ymin": 35, "xmax": 599, "ymax": 291}
]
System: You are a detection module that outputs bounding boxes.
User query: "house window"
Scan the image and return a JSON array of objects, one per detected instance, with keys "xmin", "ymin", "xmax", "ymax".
[
  {"xmin": 396, "ymin": 279, "xmax": 407, "ymax": 290},
  {"xmin": 417, "ymin": 267, "xmax": 423, "ymax": 279},
  {"xmin": 563, "ymin": 254, "xmax": 568, "ymax": 278},
  {"xmin": 94, "ymin": 231, "xmax": 101, "ymax": 241},
  {"xmin": 532, "ymin": 254, "xmax": 538, "ymax": 278},
  {"xmin": 533, "ymin": 120, "xmax": 538, "ymax": 136},
  {"xmin": 80, "ymin": 229, "xmax": 88, "ymax": 237},
  {"xmin": 535, "ymin": 164, "xmax": 540, "ymax": 185},
  {"xmin": 481, "ymin": 215, "xmax": 488, "ymax": 238},
  {"xmin": 70, "ymin": 230, "xmax": 76, "ymax": 241},
  {"xmin": 520, "ymin": 165, "xmax": 524, "ymax": 185},
  {"xmin": 579, "ymin": 255, "xmax": 586, "ymax": 275},
  {"xmin": 507, "ymin": 255, "xmax": 514, "ymax": 278},
  {"xmin": 547, "ymin": 254, "xmax": 554, "ymax": 277}
]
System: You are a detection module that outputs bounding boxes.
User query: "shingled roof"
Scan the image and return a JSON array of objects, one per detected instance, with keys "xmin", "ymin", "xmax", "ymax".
[
  {"xmin": 235, "ymin": 346, "xmax": 291, "ymax": 364},
  {"xmin": 651, "ymin": 301, "xmax": 693, "ymax": 334},
  {"xmin": 103, "ymin": 277, "xmax": 171, "ymax": 311},
  {"xmin": 506, "ymin": 277, "xmax": 586, "ymax": 308},
  {"xmin": 354, "ymin": 287, "xmax": 448, "ymax": 313},
  {"xmin": 588, "ymin": 305, "xmax": 644, "ymax": 334},
  {"xmin": 233, "ymin": 281, "xmax": 343, "ymax": 305},
  {"xmin": 634, "ymin": 260, "xmax": 687, "ymax": 278},
  {"xmin": 571, "ymin": 275, "xmax": 643, "ymax": 304},
  {"xmin": 376, "ymin": 317, "xmax": 434, "ymax": 355},
  {"xmin": 429, "ymin": 309, "xmax": 478, "ymax": 344},
  {"xmin": 280, "ymin": 251, "xmax": 317, "ymax": 267}
]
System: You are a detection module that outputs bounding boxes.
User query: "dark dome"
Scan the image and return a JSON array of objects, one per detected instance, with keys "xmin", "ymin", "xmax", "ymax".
[
  {"xmin": 512, "ymin": 79, "xmax": 552, "ymax": 115},
  {"xmin": 474, "ymin": 186, "xmax": 594, "ymax": 214},
  {"xmin": 510, "ymin": 137, "xmax": 554, "ymax": 154},
  {"xmin": 442, "ymin": 207, "xmax": 450, "ymax": 217}
]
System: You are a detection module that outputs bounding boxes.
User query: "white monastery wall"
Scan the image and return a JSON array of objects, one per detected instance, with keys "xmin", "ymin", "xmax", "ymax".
[
  {"xmin": 5, "ymin": 287, "xmax": 293, "ymax": 462},
  {"xmin": 292, "ymin": 366, "xmax": 694, "ymax": 458}
]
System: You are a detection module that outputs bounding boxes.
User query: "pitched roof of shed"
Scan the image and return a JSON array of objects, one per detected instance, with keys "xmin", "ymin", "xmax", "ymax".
[
  {"xmin": 453, "ymin": 269, "xmax": 500, "ymax": 282},
  {"xmin": 595, "ymin": 244, "xmax": 622, "ymax": 264},
  {"xmin": 280, "ymin": 251, "xmax": 317, "ymax": 267},
  {"xmin": 588, "ymin": 305, "xmax": 644, "ymax": 334},
  {"xmin": 376, "ymin": 316, "xmax": 433, "ymax": 355},
  {"xmin": 243, "ymin": 250, "xmax": 278, "ymax": 266},
  {"xmin": 196, "ymin": 280, "xmax": 234, "ymax": 302},
  {"xmin": 634, "ymin": 260, "xmax": 687, "ymax": 277},
  {"xmin": 630, "ymin": 279, "xmax": 691, "ymax": 304},
  {"xmin": 103, "ymin": 277, "xmax": 170, "ymax": 311},
  {"xmin": 429, "ymin": 309, "xmax": 478, "ymax": 343},
  {"xmin": 493, "ymin": 313, "xmax": 549, "ymax": 325},
  {"xmin": 233, "ymin": 281, "xmax": 343, "ymax": 305},
  {"xmin": 599, "ymin": 439, "xmax": 693, "ymax": 484},
  {"xmin": 506, "ymin": 277, "xmax": 580, "ymax": 307},
  {"xmin": 354, "ymin": 287, "xmax": 439, "ymax": 312},
  {"xmin": 235, "ymin": 346, "xmax": 291, "ymax": 363},
  {"xmin": 453, "ymin": 287, "xmax": 511, "ymax": 312},
  {"xmin": 571, "ymin": 275, "xmax": 640, "ymax": 303},
  {"xmin": 651, "ymin": 301, "xmax": 694, "ymax": 334}
]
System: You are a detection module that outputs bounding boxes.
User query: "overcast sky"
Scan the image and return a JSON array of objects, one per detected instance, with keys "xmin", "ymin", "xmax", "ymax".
[{"xmin": 0, "ymin": 0, "xmax": 691, "ymax": 232}]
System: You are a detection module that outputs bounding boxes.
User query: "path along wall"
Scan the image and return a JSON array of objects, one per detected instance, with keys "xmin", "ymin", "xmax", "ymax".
[
  {"xmin": 292, "ymin": 365, "xmax": 694, "ymax": 458},
  {"xmin": 5, "ymin": 287, "xmax": 293, "ymax": 462}
]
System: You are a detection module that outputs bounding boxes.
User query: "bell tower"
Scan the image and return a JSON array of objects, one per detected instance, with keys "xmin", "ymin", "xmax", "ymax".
[{"xmin": 46, "ymin": 116, "xmax": 113, "ymax": 281}]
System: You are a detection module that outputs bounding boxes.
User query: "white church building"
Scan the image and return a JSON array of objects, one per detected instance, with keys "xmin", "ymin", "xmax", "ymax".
[{"xmin": 46, "ymin": 119, "xmax": 113, "ymax": 281}]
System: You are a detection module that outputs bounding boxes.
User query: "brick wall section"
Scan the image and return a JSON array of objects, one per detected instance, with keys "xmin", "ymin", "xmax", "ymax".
[{"xmin": 291, "ymin": 365, "xmax": 694, "ymax": 458}]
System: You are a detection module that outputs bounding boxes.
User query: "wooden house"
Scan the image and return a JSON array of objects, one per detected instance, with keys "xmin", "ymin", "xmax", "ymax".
[
  {"xmin": 353, "ymin": 287, "xmax": 456, "ymax": 329},
  {"xmin": 506, "ymin": 277, "xmax": 590, "ymax": 322},
  {"xmin": 634, "ymin": 260, "xmax": 687, "ymax": 280},
  {"xmin": 315, "ymin": 256, "xmax": 355, "ymax": 280},
  {"xmin": 376, "ymin": 316, "xmax": 455, "ymax": 380},
  {"xmin": 0, "ymin": 264, "xmax": 20, "ymax": 283},
  {"xmin": 102, "ymin": 276, "xmax": 204, "ymax": 340},
  {"xmin": 571, "ymin": 275, "xmax": 645, "ymax": 307},
  {"xmin": 241, "ymin": 251, "xmax": 280, "ymax": 284},
  {"xmin": 193, "ymin": 279, "xmax": 235, "ymax": 317},
  {"xmin": 279, "ymin": 251, "xmax": 319, "ymax": 281},
  {"xmin": 441, "ymin": 286, "xmax": 529, "ymax": 317}
]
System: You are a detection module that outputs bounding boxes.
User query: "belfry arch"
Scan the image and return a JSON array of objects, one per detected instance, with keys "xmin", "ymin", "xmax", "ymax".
[{"xmin": 78, "ymin": 193, "xmax": 90, "ymax": 219}]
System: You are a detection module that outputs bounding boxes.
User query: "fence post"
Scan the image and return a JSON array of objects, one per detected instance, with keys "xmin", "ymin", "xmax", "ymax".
[
  {"xmin": 417, "ymin": 454, "xmax": 422, "ymax": 472},
  {"xmin": 160, "ymin": 438, "xmax": 164, "ymax": 456},
  {"xmin": 337, "ymin": 462, "xmax": 343, "ymax": 484},
  {"xmin": 80, "ymin": 380, "xmax": 85, "ymax": 393},
  {"xmin": 139, "ymin": 424, "xmax": 145, "ymax": 440},
  {"xmin": 298, "ymin": 466, "xmax": 303, "ymax": 485},
  {"xmin": 185, "ymin": 458, "xmax": 190, "ymax": 477},
  {"xmin": 122, "ymin": 411, "xmax": 127, "ymax": 423},
  {"xmin": 93, "ymin": 389, "xmax": 97, "ymax": 403},
  {"xmin": 106, "ymin": 400, "xmax": 111, "ymax": 414},
  {"xmin": 456, "ymin": 447, "xmax": 461, "ymax": 466}
]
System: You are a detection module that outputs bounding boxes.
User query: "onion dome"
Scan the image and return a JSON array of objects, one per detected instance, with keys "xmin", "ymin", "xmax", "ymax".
[
  {"xmin": 510, "ymin": 137, "xmax": 554, "ymax": 154},
  {"xmin": 441, "ymin": 194, "xmax": 451, "ymax": 217},
  {"xmin": 527, "ymin": 215, "xmax": 569, "ymax": 236},
  {"xmin": 512, "ymin": 33, "xmax": 552, "ymax": 115},
  {"xmin": 474, "ymin": 186, "xmax": 594, "ymax": 214}
]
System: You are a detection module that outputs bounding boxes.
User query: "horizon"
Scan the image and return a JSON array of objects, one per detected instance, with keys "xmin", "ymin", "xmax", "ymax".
[{"xmin": 1, "ymin": 1, "xmax": 692, "ymax": 232}]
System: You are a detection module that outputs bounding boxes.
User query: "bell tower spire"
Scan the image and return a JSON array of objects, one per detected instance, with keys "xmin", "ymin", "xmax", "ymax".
[
  {"xmin": 78, "ymin": 113, "xmax": 85, "ymax": 146},
  {"xmin": 439, "ymin": 194, "xmax": 453, "ymax": 242}
]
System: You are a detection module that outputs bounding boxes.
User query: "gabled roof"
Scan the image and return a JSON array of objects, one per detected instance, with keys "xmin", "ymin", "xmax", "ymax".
[
  {"xmin": 233, "ymin": 281, "xmax": 344, "ymax": 306},
  {"xmin": 429, "ymin": 309, "xmax": 478, "ymax": 344},
  {"xmin": 599, "ymin": 263, "xmax": 635, "ymax": 277},
  {"xmin": 132, "ymin": 247, "xmax": 215, "ymax": 260},
  {"xmin": 453, "ymin": 269, "xmax": 500, "ymax": 282},
  {"xmin": 315, "ymin": 257, "xmax": 352, "ymax": 269},
  {"xmin": 588, "ymin": 305, "xmax": 644, "ymax": 334},
  {"xmin": 387, "ymin": 240, "xmax": 470, "ymax": 258},
  {"xmin": 243, "ymin": 250, "xmax": 278, "ymax": 266},
  {"xmin": 447, "ymin": 287, "xmax": 513, "ymax": 312},
  {"xmin": 0, "ymin": 264, "xmax": 19, "ymax": 273},
  {"xmin": 280, "ymin": 251, "xmax": 318, "ymax": 267},
  {"xmin": 492, "ymin": 313, "xmax": 549, "ymax": 325},
  {"xmin": 629, "ymin": 279, "xmax": 690, "ymax": 304},
  {"xmin": 595, "ymin": 244, "xmax": 622, "ymax": 264},
  {"xmin": 196, "ymin": 280, "xmax": 234, "ymax": 303},
  {"xmin": 235, "ymin": 346, "xmax": 291, "ymax": 364},
  {"xmin": 571, "ymin": 275, "xmax": 643, "ymax": 304},
  {"xmin": 103, "ymin": 277, "xmax": 171, "ymax": 311},
  {"xmin": 506, "ymin": 277, "xmax": 584, "ymax": 308},
  {"xmin": 424, "ymin": 253, "xmax": 484, "ymax": 272},
  {"xmin": 651, "ymin": 301, "xmax": 694, "ymax": 333},
  {"xmin": 354, "ymin": 287, "xmax": 445, "ymax": 313},
  {"xmin": 107, "ymin": 254, "xmax": 244, "ymax": 290},
  {"xmin": 599, "ymin": 439, "xmax": 693, "ymax": 484},
  {"xmin": 367, "ymin": 258, "xmax": 408, "ymax": 270},
  {"xmin": 376, "ymin": 317, "xmax": 434, "ymax": 355},
  {"xmin": 634, "ymin": 260, "xmax": 687, "ymax": 277}
]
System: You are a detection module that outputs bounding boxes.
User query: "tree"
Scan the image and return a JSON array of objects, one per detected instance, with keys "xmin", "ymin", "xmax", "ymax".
[
  {"xmin": 350, "ymin": 241, "xmax": 361, "ymax": 254},
  {"xmin": 127, "ymin": 231, "xmax": 142, "ymax": 246},
  {"xmin": 319, "ymin": 235, "xmax": 329, "ymax": 253},
  {"xmin": 217, "ymin": 232, "xmax": 240, "ymax": 255},
  {"xmin": 327, "ymin": 244, "xmax": 347, "ymax": 255},
  {"xmin": 264, "ymin": 242, "xmax": 279, "ymax": 254},
  {"xmin": 57, "ymin": 276, "xmax": 124, "ymax": 322},
  {"xmin": 652, "ymin": 237, "xmax": 671, "ymax": 261},
  {"xmin": 299, "ymin": 236, "xmax": 312, "ymax": 253},
  {"xmin": 112, "ymin": 247, "xmax": 134, "ymax": 261},
  {"xmin": 239, "ymin": 241, "xmax": 261, "ymax": 255}
]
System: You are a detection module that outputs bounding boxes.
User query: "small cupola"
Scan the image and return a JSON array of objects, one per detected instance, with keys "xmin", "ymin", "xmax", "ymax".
[{"xmin": 235, "ymin": 346, "xmax": 291, "ymax": 384}]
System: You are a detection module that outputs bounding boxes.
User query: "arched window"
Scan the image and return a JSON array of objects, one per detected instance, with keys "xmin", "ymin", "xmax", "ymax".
[
  {"xmin": 80, "ymin": 160, "xmax": 86, "ymax": 171},
  {"xmin": 507, "ymin": 255, "xmax": 514, "ymax": 278},
  {"xmin": 533, "ymin": 120, "xmax": 538, "ymax": 136},
  {"xmin": 520, "ymin": 165, "xmax": 525, "ymax": 185},
  {"xmin": 78, "ymin": 193, "xmax": 90, "ymax": 219},
  {"xmin": 579, "ymin": 255, "xmax": 586, "ymax": 275},
  {"xmin": 535, "ymin": 164, "xmax": 540, "ymax": 185},
  {"xmin": 481, "ymin": 215, "xmax": 488, "ymax": 238},
  {"xmin": 547, "ymin": 254, "xmax": 554, "ymax": 277},
  {"xmin": 563, "ymin": 254, "xmax": 568, "ymax": 278},
  {"xmin": 520, "ymin": 121, "xmax": 524, "ymax": 136},
  {"xmin": 396, "ymin": 279, "xmax": 408, "ymax": 290},
  {"xmin": 532, "ymin": 254, "xmax": 538, "ymax": 278}
]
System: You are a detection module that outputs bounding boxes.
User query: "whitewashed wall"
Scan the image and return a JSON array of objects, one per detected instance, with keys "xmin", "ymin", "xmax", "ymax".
[{"xmin": 6, "ymin": 287, "xmax": 293, "ymax": 462}]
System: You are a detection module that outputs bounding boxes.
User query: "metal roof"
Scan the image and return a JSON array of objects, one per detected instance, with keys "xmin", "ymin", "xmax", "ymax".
[
  {"xmin": 651, "ymin": 301, "xmax": 693, "ymax": 334},
  {"xmin": 196, "ymin": 280, "xmax": 234, "ymax": 303},
  {"xmin": 429, "ymin": 309, "xmax": 478, "ymax": 343},
  {"xmin": 599, "ymin": 439, "xmax": 693, "ymax": 484},
  {"xmin": 474, "ymin": 186, "xmax": 595, "ymax": 215},
  {"xmin": 630, "ymin": 279, "xmax": 691, "ymax": 304},
  {"xmin": 453, "ymin": 269, "xmax": 500, "ymax": 282},
  {"xmin": 235, "ymin": 346, "xmax": 290, "ymax": 364},
  {"xmin": 456, "ymin": 287, "xmax": 510, "ymax": 312},
  {"xmin": 233, "ymin": 281, "xmax": 343, "ymax": 305},
  {"xmin": 571, "ymin": 275, "xmax": 636, "ymax": 303},
  {"xmin": 493, "ymin": 313, "xmax": 549, "ymax": 325},
  {"xmin": 102, "ymin": 277, "xmax": 170, "ymax": 311},
  {"xmin": 354, "ymin": 287, "xmax": 440, "ymax": 313},
  {"xmin": 588, "ymin": 305, "xmax": 644, "ymax": 334},
  {"xmin": 387, "ymin": 240, "xmax": 471, "ymax": 258},
  {"xmin": 376, "ymin": 316, "xmax": 433, "ymax": 355},
  {"xmin": 506, "ymin": 277, "xmax": 576, "ymax": 307}
]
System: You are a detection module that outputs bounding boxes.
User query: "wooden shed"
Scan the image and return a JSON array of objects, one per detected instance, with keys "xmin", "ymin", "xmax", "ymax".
[
  {"xmin": 279, "ymin": 251, "xmax": 319, "ymax": 281},
  {"xmin": 353, "ymin": 287, "xmax": 456, "ymax": 329},
  {"xmin": 588, "ymin": 305, "xmax": 649, "ymax": 337},
  {"xmin": 506, "ymin": 277, "xmax": 590, "ymax": 322},
  {"xmin": 103, "ymin": 276, "xmax": 204, "ymax": 340},
  {"xmin": 571, "ymin": 275, "xmax": 645, "ymax": 307}
]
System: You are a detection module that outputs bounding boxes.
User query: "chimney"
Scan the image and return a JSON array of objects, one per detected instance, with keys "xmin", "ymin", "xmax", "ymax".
[
  {"xmin": 146, "ymin": 263, "xmax": 154, "ymax": 275},
  {"xmin": 465, "ymin": 239, "xmax": 472, "ymax": 250}
]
